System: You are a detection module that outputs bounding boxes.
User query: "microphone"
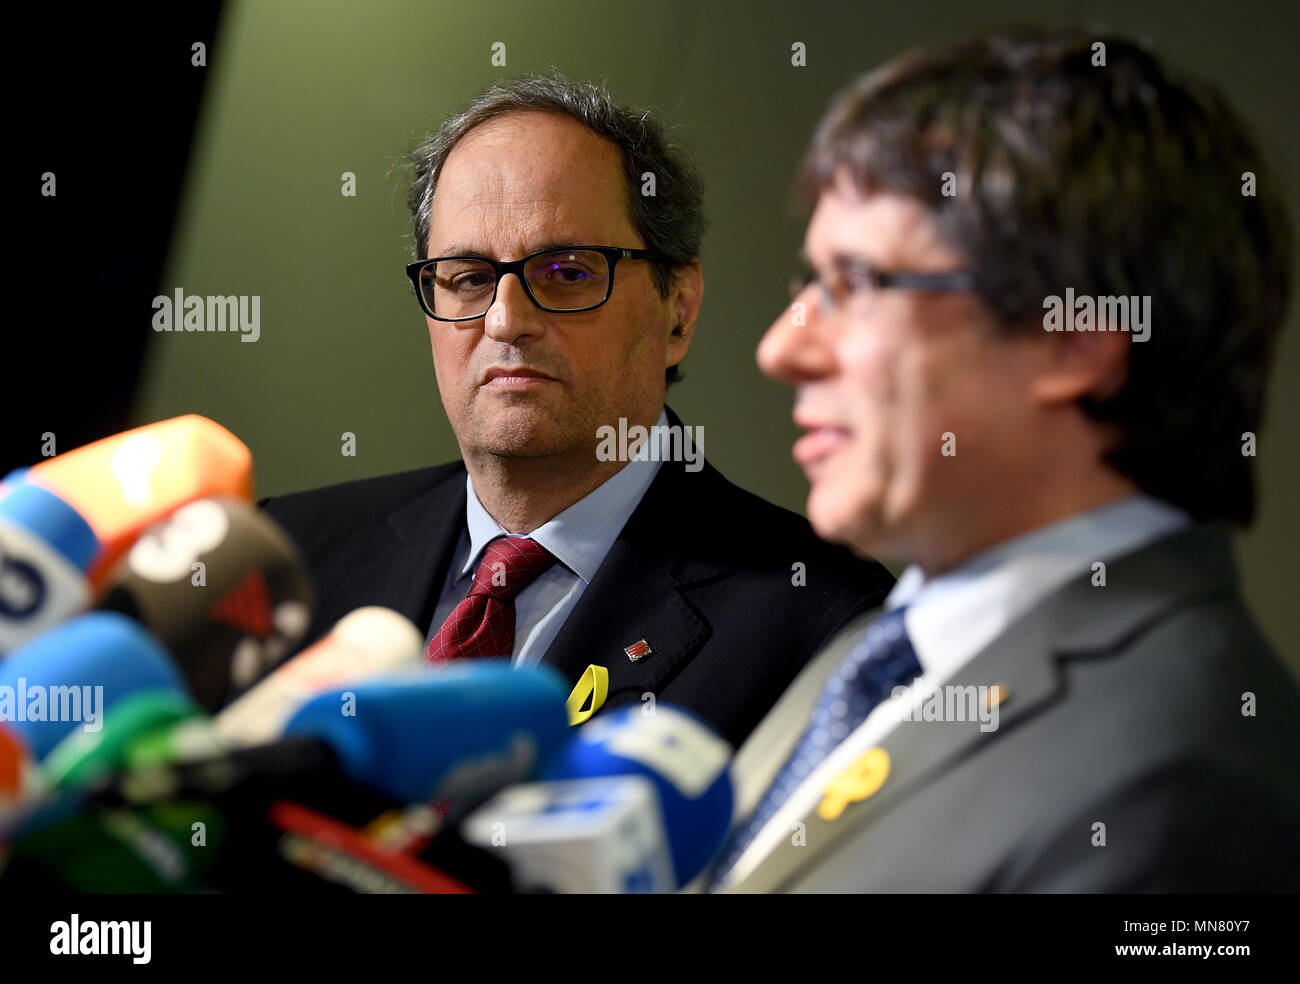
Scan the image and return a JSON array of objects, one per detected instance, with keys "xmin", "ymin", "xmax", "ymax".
[
  {"xmin": 2, "ymin": 792, "xmax": 229, "ymax": 892},
  {"xmin": 5, "ymin": 748, "xmax": 512, "ymax": 893},
  {"xmin": 0, "ymin": 468, "xmax": 30, "ymax": 503},
  {"xmin": 24, "ymin": 414, "xmax": 253, "ymax": 586},
  {"xmin": 40, "ymin": 726, "xmax": 518, "ymax": 892},
  {"xmin": 72, "ymin": 607, "xmax": 423, "ymax": 787},
  {"xmin": 462, "ymin": 704, "xmax": 734, "ymax": 892},
  {"xmin": 97, "ymin": 497, "xmax": 313, "ymax": 711},
  {"xmin": 3, "ymin": 663, "xmax": 570, "ymax": 891},
  {"xmin": 41, "ymin": 688, "xmax": 205, "ymax": 791},
  {"xmin": 0, "ymin": 723, "xmax": 36, "ymax": 824},
  {"xmin": 47, "ymin": 608, "xmax": 425, "ymax": 783},
  {"xmin": 0, "ymin": 611, "xmax": 187, "ymax": 761},
  {"xmin": 215, "ymin": 607, "xmax": 424, "ymax": 746},
  {"xmin": 57, "ymin": 661, "xmax": 570, "ymax": 811},
  {"xmin": 254, "ymin": 800, "xmax": 488, "ymax": 893},
  {"xmin": 460, "ymin": 775, "xmax": 678, "ymax": 892},
  {"xmin": 281, "ymin": 660, "xmax": 572, "ymax": 808},
  {"xmin": 0, "ymin": 481, "xmax": 99, "ymax": 653}
]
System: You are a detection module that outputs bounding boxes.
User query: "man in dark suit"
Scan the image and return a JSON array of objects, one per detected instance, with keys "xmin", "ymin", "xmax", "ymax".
[
  {"xmin": 710, "ymin": 30, "xmax": 1300, "ymax": 891},
  {"xmin": 261, "ymin": 75, "xmax": 893, "ymax": 747}
]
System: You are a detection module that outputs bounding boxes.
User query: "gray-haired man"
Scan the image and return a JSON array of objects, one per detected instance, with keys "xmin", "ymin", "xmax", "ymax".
[{"xmin": 262, "ymin": 75, "xmax": 895, "ymax": 745}]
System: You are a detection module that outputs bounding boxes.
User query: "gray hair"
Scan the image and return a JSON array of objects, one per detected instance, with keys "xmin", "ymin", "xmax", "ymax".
[{"xmin": 407, "ymin": 74, "xmax": 706, "ymax": 384}]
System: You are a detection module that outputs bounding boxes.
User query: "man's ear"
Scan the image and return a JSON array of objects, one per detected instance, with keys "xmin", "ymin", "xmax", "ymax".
[
  {"xmin": 1028, "ymin": 327, "xmax": 1131, "ymax": 406},
  {"xmin": 666, "ymin": 260, "xmax": 703, "ymax": 363}
]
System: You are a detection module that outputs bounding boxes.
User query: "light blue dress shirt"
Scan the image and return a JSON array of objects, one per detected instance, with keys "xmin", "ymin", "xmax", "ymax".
[{"xmin": 426, "ymin": 409, "xmax": 670, "ymax": 667}]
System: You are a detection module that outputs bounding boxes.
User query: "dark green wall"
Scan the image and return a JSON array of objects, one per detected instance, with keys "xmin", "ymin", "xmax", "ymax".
[{"xmin": 134, "ymin": 0, "xmax": 1300, "ymax": 662}]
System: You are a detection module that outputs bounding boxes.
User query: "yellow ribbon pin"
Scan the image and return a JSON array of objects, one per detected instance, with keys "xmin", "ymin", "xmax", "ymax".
[
  {"xmin": 565, "ymin": 664, "xmax": 610, "ymax": 725},
  {"xmin": 818, "ymin": 747, "xmax": 891, "ymax": 821}
]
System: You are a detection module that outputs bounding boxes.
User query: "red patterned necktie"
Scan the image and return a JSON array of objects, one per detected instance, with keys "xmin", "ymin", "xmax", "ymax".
[{"xmin": 425, "ymin": 536, "xmax": 558, "ymax": 665}]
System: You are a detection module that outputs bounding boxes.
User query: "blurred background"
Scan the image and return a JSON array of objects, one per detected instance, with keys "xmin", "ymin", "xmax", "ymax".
[{"xmin": 15, "ymin": 0, "xmax": 1299, "ymax": 663}]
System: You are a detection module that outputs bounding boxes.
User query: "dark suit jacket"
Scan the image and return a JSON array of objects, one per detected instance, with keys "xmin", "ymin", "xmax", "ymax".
[
  {"xmin": 726, "ymin": 523, "xmax": 1300, "ymax": 891},
  {"xmin": 258, "ymin": 425, "xmax": 894, "ymax": 746}
]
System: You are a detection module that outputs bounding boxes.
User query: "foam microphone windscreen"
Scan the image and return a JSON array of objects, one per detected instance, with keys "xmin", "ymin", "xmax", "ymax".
[
  {"xmin": 0, "ymin": 611, "xmax": 188, "ymax": 761},
  {"xmin": 281, "ymin": 660, "xmax": 571, "ymax": 807},
  {"xmin": 0, "ymin": 481, "xmax": 99, "ymax": 653},
  {"xmin": 25, "ymin": 414, "xmax": 253, "ymax": 586},
  {"xmin": 216, "ymin": 607, "xmax": 423, "ymax": 746},
  {"xmin": 98, "ymin": 497, "xmax": 313, "ymax": 710}
]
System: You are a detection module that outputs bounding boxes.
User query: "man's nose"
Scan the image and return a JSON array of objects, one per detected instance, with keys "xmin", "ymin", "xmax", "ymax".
[
  {"xmin": 757, "ymin": 292, "xmax": 836, "ymax": 384},
  {"xmin": 483, "ymin": 273, "xmax": 545, "ymax": 345}
]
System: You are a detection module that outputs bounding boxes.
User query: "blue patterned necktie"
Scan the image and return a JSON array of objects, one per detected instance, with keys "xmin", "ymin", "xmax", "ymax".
[{"xmin": 708, "ymin": 607, "xmax": 921, "ymax": 889}]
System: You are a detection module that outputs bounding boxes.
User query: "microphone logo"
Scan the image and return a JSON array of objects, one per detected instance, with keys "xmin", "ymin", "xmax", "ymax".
[
  {"xmin": 110, "ymin": 433, "xmax": 163, "ymax": 507},
  {"xmin": 128, "ymin": 499, "xmax": 229, "ymax": 583},
  {"xmin": 210, "ymin": 568, "xmax": 275, "ymax": 638},
  {"xmin": 0, "ymin": 550, "xmax": 45, "ymax": 619}
]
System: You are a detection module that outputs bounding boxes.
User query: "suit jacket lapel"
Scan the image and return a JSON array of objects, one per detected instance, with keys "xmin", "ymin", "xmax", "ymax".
[
  {"xmin": 727, "ymin": 523, "xmax": 1239, "ymax": 893},
  {"xmin": 328, "ymin": 465, "xmax": 468, "ymax": 634},
  {"xmin": 333, "ymin": 403, "xmax": 723, "ymax": 687},
  {"xmin": 540, "ymin": 446, "xmax": 729, "ymax": 702},
  {"xmin": 729, "ymin": 612, "xmax": 879, "ymax": 818}
]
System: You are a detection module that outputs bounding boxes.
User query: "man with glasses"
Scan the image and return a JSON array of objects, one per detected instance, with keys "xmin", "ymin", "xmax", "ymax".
[
  {"xmin": 711, "ymin": 30, "xmax": 1300, "ymax": 891},
  {"xmin": 261, "ymin": 75, "xmax": 894, "ymax": 745}
]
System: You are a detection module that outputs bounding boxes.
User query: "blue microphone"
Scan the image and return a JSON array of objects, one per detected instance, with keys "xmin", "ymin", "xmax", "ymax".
[
  {"xmin": 0, "ymin": 481, "xmax": 100, "ymax": 653},
  {"xmin": 0, "ymin": 611, "xmax": 187, "ymax": 760},
  {"xmin": 281, "ymin": 660, "xmax": 571, "ymax": 806}
]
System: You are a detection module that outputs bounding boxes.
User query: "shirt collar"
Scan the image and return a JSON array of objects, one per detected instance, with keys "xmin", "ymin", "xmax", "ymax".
[
  {"xmin": 458, "ymin": 408, "xmax": 670, "ymax": 584},
  {"xmin": 884, "ymin": 493, "xmax": 1191, "ymax": 681}
]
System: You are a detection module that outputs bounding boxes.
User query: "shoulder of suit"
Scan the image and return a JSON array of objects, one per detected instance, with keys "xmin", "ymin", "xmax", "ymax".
[
  {"xmin": 258, "ymin": 461, "xmax": 465, "ymax": 531},
  {"xmin": 667, "ymin": 458, "xmax": 893, "ymax": 577},
  {"xmin": 1094, "ymin": 590, "xmax": 1296, "ymax": 722},
  {"xmin": 994, "ymin": 581, "xmax": 1300, "ymax": 802}
]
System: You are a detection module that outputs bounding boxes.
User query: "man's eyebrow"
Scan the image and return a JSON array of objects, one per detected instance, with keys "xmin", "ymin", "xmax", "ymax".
[
  {"xmin": 429, "ymin": 240, "xmax": 598, "ymax": 260},
  {"xmin": 529, "ymin": 240, "xmax": 593, "ymax": 254},
  {"xmin": 829, "ymin": 250, "xmax": 887, "ymax": 273},
  {"xmin": 799, "ymin": 243, "xmax": 881, "ymax": 263},
  {"xmin": 798, "ymin": 249, "xmax": 876, "ymax": 277},
  {"xmin": 431, "ymin": 245, "xmax": 492, "ymax": 260}
]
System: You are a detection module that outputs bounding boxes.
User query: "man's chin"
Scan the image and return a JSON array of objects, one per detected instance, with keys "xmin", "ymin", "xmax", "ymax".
[
  {"xmin": 478, "ymin": 434, "xmax": 573, "ymax": 459},
  {"xmin": 807, "ymin": 486, "xmax": 887, "ymax": 555},
  {"xmin": 469, "ymin": 419, "xmax": 583, "ymax": 459}
]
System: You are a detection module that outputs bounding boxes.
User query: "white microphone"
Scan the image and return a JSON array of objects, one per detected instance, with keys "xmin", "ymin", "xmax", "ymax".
[
  {"xmin": 215, "ymin": 606, "xmax": 424, "ymax": 745},
  {"xmin": 460, "ymin": 775, "xmax": 678, "ymax": 893}
]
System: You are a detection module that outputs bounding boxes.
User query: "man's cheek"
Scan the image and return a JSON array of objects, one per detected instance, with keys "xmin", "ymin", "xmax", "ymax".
[
  {"xmin": 839, "ymin": 326, "xmax": 887, "ymax": 376},
  {"xmin": 843, "ymin": 331, "xmax": 906, "ymax": 421}
]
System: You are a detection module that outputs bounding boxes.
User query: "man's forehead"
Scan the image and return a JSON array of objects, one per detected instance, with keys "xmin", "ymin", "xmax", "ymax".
[
  {"xmin": 804, "ymin": 178, "xmax": 950, "ymax": 267},
  {"xmin": 439, "ymin": 112, "xmax": 622, "ymax": 194},
  {"xmin": 429, "ymin": 111, "xmax": 634, "ymax": 253}
]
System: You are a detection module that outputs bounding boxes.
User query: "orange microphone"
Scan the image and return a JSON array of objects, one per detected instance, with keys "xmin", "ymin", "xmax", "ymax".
[{"xmin": 25, "ymin": 415, "xmax": 253, "ymax": 587}]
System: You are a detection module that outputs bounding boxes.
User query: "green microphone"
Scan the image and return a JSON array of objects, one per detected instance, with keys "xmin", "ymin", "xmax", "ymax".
[
  {"xmin": 5, "ymin": 798, "xmax": 227, "ymax": 892},
  {"xmin": 41, "ymin": 689, "xmax": 207, "ymax": 791}
]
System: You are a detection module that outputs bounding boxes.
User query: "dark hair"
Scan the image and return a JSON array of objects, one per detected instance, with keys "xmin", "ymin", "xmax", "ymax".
[
  {"xmin": 799, "ymin": 28, "xmax": 1292, "ymax": 524},
  {"xmin": 407, "ymin": 73, "xmax": 706, "ymax": 387}
]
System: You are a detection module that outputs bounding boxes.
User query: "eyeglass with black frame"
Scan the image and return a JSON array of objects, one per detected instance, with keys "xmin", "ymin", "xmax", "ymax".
[
  {"xmin": 406, "ymin": 245, "xmax": 664, "ymax": 322},
  {"xmin": 790, "ymin": 260, "xmax": 975, "ymax": 314}
]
